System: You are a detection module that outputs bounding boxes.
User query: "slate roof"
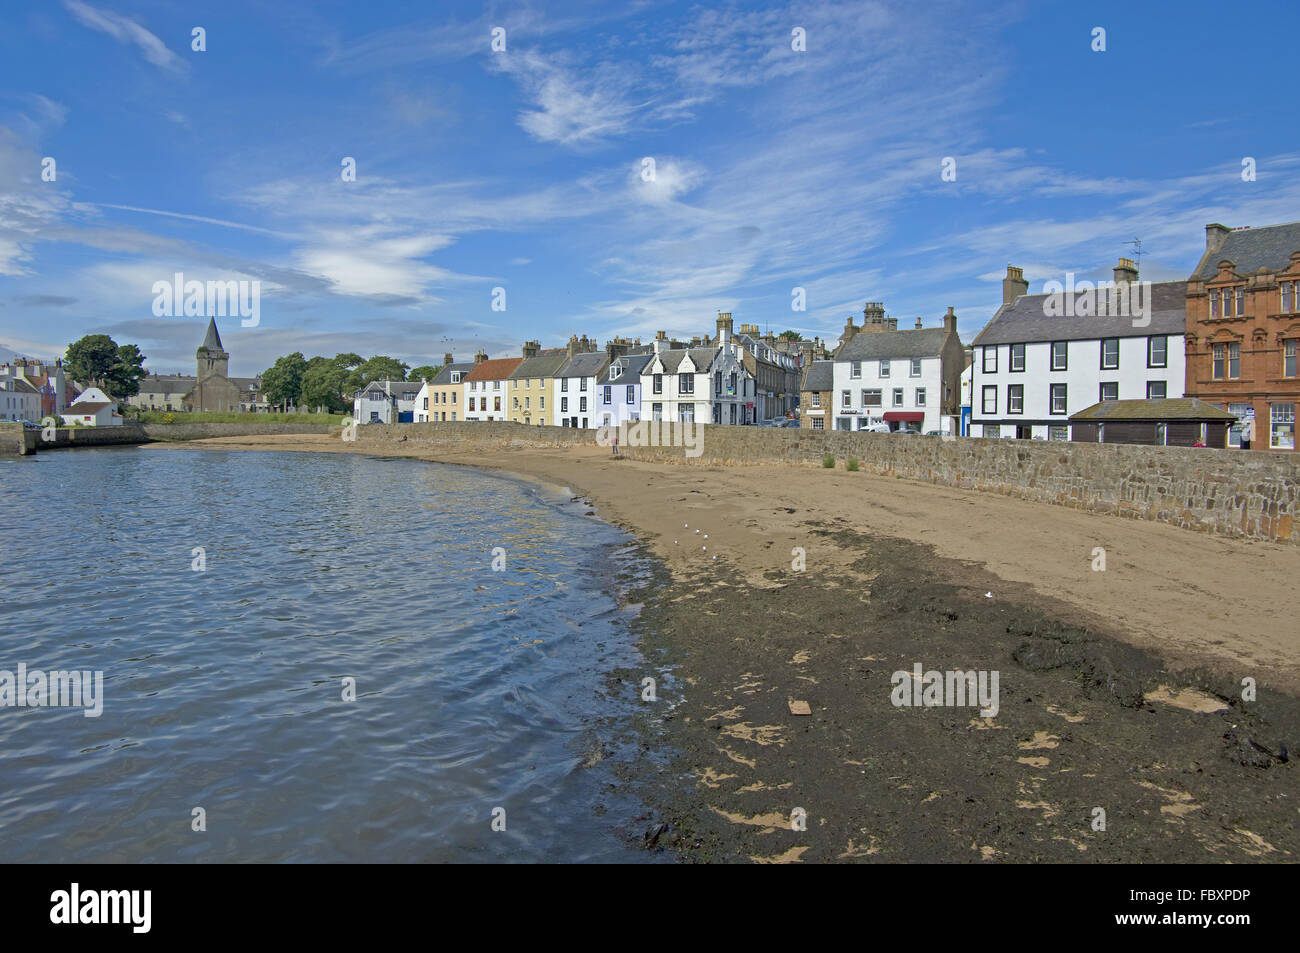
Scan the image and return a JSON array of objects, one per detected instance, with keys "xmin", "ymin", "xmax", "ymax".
[
  {"xmin": 430, "ymin": 362, "xmax": 474, "ymax": 385},
  {"xmin": 1195, "ymin": 222, "xmax": 1300, "ymax": 280},
  {"xmin": 556, "ymin": 350, "xmax": 610, "ymax": 378},
  {"xmin": 138, "ymin": 375, "xmax": 196, "ymax": 395},
  {"xmin": 509, "ymin": 348, "xmax": 568, "ymax": 380},
  {"xmin": 1069, "ymin": 398, "xmax": 1235, "ymax": 422},
  {"xmin": 65, "ymin": 401, "xmax": 111, "ymax": 414},
  {"xmin": 648, "ymin": 346, "xmax": 719, "ymax": 374},
  {"xmin": 597, "ymin": 352, "xmax": 653, "ymax": 385},
  {"xmin": 837, "ymin": 327, "xmax": 951, "ymax": 361},
  {"xmin": 354, "ymin": 379, "xmax": 422, "ymax": 400},
  {"xmin": 201, "ymin": 318, "xmax": 224, "ymax": 351},
  {"xmin": 464, "ymin": 357, "xmax": 523, "ymax": 382},
  {"xmin": 801, "ymin": 360, "xmax": 834, "ymax": 392},
  {"xmin": 388, "ymin": 381, "xmax": 423, "ymax": 399},
  {"xmin": 7, "ymin": 378, "xmax": 39, "ymax": 393},
  {"xmin": 972, "ymin": 281, "xmax": 1187, "ymax": 347}
]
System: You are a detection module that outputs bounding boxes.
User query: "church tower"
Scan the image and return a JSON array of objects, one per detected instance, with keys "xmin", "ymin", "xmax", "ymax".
[
  {"xmin": 188, "ymin": 318, "xmax": 240, "ymax": 412},
  {"xmin": 197, "ymin": 318, "xmax": 229, "ymax": 381}
]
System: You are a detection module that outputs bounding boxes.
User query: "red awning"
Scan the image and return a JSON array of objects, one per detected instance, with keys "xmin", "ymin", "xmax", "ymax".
[{"xmin": 882, "ymin": 411, "xmax": 925, "ymax": 422}]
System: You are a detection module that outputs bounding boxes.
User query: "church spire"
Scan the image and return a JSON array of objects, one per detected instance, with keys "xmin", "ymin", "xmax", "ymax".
[{"xmin": 201, "ymin": 318, "xmax": 223, "ymax": 352}]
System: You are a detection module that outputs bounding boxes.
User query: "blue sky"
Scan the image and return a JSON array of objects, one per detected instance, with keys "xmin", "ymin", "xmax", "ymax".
[{"xmin": 1, "ymin": 0, "xmax": 1298, "ymax": 377}]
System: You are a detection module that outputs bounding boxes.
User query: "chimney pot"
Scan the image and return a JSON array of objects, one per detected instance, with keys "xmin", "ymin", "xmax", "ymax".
[
  {"xmin": 1113, "ymin": 257, "xmax": 1139, "ymax": 286},
  {"xmin": 1002, "ymin": 264, "xmax": 1030, "ymax": 305}
]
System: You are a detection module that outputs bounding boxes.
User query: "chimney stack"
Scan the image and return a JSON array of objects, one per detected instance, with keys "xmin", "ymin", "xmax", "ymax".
[
  {"xmin": 1113, "ymin": 257, "xmax": 1138, "ymax": 286},
  {"xmin": 443, "ymin": 352, "xmax": 453, "ymax": 367},
  {"xmin": 1206, "ymin": 223, "xmax": 1231, "ymax": 256},
  {"xmin": 943, "ymin": 306, "xmax": 957, "ymax": 334},
  {"xmin": 716, "ymin": 311, "xmax": 734, "ymax": 340},
  {"xmin": 474, "ymin": 349, "xmax": 487, "ymax": 365},
  {"xmin": 522, "ymin": 340, "xmax": 540, "ymax": 359},
  {"xmin": 1003, "ymin": 265, "xmax": 1029, "ymax": 305}
]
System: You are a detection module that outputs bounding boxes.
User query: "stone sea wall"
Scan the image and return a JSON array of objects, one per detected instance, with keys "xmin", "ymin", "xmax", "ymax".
[{"xmin": 354, "ymin": 421, "xmax": 1300, "ymax": 545}]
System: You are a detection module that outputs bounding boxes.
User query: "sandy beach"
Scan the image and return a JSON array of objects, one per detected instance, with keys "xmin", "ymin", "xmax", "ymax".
[{"xmin": 145, "ymin": 433, "xmax": 1300, "ymax": 862}]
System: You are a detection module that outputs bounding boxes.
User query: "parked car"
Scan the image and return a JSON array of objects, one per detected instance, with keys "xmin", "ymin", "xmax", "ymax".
[
  {"xmin": 780, "ymin": 419, "xmax": 800, "ymax": 428},
  {"xmin": 924, "ymin": 430, "xmax": 947, "ymax": 437},
  {"xmin": 891, "ymin": 428, "xmax": 920, "ymax": 436},
  {"xmin": 860, "ymin": 422, "xmax": 891, "ymax": 434}
]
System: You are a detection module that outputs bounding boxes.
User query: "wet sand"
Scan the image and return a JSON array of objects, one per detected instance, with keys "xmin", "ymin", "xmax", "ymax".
[{"xmin": 145, "ymin": 433, "xmax": 1299, "ymax": 862}]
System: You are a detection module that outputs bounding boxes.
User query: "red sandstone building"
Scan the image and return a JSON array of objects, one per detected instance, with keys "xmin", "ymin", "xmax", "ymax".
[{"xmin": 1185, "ymin": 222, "xmax": 1300, "ymax": 451}]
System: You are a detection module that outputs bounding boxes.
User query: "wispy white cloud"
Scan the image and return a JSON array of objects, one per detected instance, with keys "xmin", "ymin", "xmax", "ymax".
[{"xmin": 62, "ymin": 0, "xmax": 187, "ymax": 75}]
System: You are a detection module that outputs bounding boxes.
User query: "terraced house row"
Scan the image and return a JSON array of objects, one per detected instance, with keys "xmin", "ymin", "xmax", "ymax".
[
  {"xmin": 399, "ymin": 313, "xmax": 805, "ymax": 428},
  {"xmin": 966, "ymin": 219, "xmax": 1300, "ymax": 450}
]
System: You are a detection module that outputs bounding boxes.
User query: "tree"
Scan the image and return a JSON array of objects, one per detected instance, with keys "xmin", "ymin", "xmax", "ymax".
[
  {"xmin": 355, "ymin": 355, "xmax": 409, "ymax": 385},
  {"xmin": 333, "ymin": 352, "xmax": 364, "ymax": 369},
  {"xmin": 408, "ymin": 365, "xmax": 440, "ymax": 382},
  {"xmin": 301, "ymin": 362, "xmax": 352, "ymax": 414},
  {"xmin": 65, "ymin": 334, "xmax": 148, "ymax": 399},
  {"xmin": 106, "ymin": 343, "xmax": 147, "ymax": 398},
  {"xmin": 778, "ymin": 330, "xmax": 803, "ymax": 341},
  {"xmin": 65, "ymin": 335, "xmax": 120, "ymax": 389},
  {"xmin": 260, "ymin": 352, "xmax": 307, "ymax": 409}
]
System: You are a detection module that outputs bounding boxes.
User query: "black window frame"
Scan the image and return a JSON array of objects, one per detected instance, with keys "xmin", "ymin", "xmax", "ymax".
[
  {"xmin": 981, "ymin": 385, "xmax": 997, "ymax": 415},
  {"xmin": 1100, "ymin": 337, "xmax": 1119, "ymax": 370},
  {"xmin": 1009, "ymin": 344, "xmax": 1025, "ymax": 373},
  {"xmin": 1049, "ymin": 383, "xmax": 1067, "ymax": 415},
  {"xmin": 982, "ymin": 347, "xmax": 997, "ymax": 373},
  {"xmin": 1050, "ymin": 341, "xmax": 1067, "ymax": 371},
  {"xmin": 1007, "ymin": 383, "xmax": 1023, "ymax": 415},
  {"xmin": 1146, "ymin": 335, "xmax": 1167, "ymax": 368}
]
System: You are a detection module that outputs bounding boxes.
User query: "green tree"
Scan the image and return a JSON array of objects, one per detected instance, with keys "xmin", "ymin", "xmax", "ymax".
[
  {"xmin": 408, "ymin": 364, "xmax": 440, "ymax": 382},
  {"xmin": 106, "ymin": 343, "xmax": 147, "ymax": 398},
  {"xmin": 260, "ymin": 352, "xmax": 307, "ymax": 409},
  {"xmin": 355, "ymin": 355, "xmax": 409, "ymax": 384},
  {"xmin": 65, "ymin": 334, "xmax": 120, "ymax": 389},
  {"xmin": 778, "ymin": 330, "xmax": 803, "ymax": 341},
  {"xmin": 333, "ymin": 352, "xmax": 364, "ymax": 369},
  {"xmin": 65, "ymin": 335, "xmax": 148, "ymax": 399},
  {"xmin": 300, "ymin": 362, "xmax": 352, "ymax": 413}
]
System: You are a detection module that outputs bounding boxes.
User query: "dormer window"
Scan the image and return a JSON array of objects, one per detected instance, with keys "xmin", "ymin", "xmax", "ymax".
[{"xmin": 610, "ymin": 365, "xmax": 621, "ymax": 380}]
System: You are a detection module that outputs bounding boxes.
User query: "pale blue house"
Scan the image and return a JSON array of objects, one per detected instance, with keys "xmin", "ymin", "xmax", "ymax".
[{"xmin": 595, "ymin": 352, "xmax": 653, "ymax": 428}]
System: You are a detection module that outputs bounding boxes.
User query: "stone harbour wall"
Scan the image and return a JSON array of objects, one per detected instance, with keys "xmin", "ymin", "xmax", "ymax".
[{"xmin": 353, "ymin": 422, "xmax": 1300, "ymax": 545}]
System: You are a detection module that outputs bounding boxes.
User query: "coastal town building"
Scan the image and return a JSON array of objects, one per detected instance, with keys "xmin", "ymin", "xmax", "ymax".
[
  {"xmin": 0, "ymin": 359, "xmax": 71, "ymax": 416},
  {"xmin": 1184, "ymin": 221, "xmax": 1300, "ymax": 451},
  {"xmin": 971, "ymin": 263, "xmax": 1187, "ymax": 440},
  {"xmin": 127, "ymin": 320, "xmax": 263, "ymax": 413},
  {"xmin": 353, "ymin": 379, "xmax": 421, "ymax": 424},
  {"xmin": 553, "ymin": 340, "xmax": 610, "ymax": 429},
  {"xmin": 726, "ymin": 317, "xmax": 800, "ymax": 421},
  {"xmin": 509, "ymin": 342, "xmax": 568, "ymax": 426},
  {"xmin": 799, "ymin": 361, "xmax": 834, "ymax": 429},
  {"xmin": 640, "ymin": 333, "xmax": 750, "ymax": 425},
  {"xmin": 415, "ymin": 353, "xmax": 475, "ymax": 422},
  {"xmin": 1069, "ymin": 398, "xmax": 1235, "ymax": 447},
  {"xmin": 59, "ymin": 386, "xmax": 123, "ymax": 427},
  {"xmin": 1, "ymin": 377, "xmax": 42, "ymax": 422},
  {"xmin": 596, "ymin": 351, "xmax": 653, "ymax": 428},
  {"xmin": 189, "ymin": 318, "xmax": 243, "ymax": 412},
  {"xmin": 463, "ymin": 355, "xmax": 522, "ymax": 421},
  {"xmin": 832, "ymin": 305, "xmax": 964, "ymax": 433}
]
